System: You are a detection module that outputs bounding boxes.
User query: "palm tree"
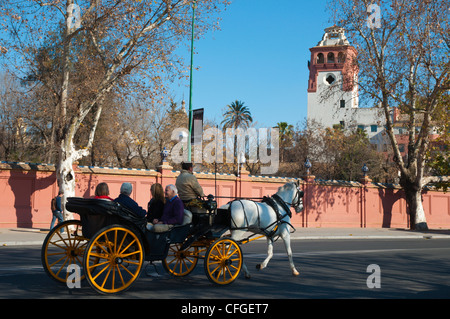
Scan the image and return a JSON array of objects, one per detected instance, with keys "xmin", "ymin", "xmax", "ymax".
[
  {"xmin": 220, "ymin": 100, "xmax": 253, "ymax": 129},
  {"xmin": 276, "ymin": 122, "xmax": 293, "ymax": 141},
  {"xmin": 276, "ymin": 122, "xmax": 294, "ymax": 162}
]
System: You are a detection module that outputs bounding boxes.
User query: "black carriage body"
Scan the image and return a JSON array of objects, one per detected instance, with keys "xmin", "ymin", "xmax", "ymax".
[
  {"xmin": 66, "ymin": 197, "xmax": 147, "ymax": 238},
  {"xmin": 65, "ymin": 197, "xmax": 221, "ymax": 261},
  {"xmin": 59, "ymin": 197, "xmax": 242, "ymax": 291},
  {"xmin": 66, "ymin": 197, "xmax": 232, "ymax": 262},
  {"xmin": 66, "ymin": 197, "xmax": 180, "ymax": 261}
]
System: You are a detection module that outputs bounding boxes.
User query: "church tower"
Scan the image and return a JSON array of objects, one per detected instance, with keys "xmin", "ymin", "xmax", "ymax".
[{"xmin": 307, "ymin": 26, "xmax": 359, "ymax": 129}]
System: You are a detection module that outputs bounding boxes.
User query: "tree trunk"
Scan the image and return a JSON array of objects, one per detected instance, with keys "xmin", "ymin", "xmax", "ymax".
[
  {"xmin": 56, "ymin": 139, "xmax": 77, "ymax": 221},
  {"xmin": 402, "ymin": 180, "xmax": 428, "ymax": 231}
]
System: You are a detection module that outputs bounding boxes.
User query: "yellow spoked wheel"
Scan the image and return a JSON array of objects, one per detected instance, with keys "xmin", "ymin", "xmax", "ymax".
[
  {"xmin": 162, "ymin": 243, "xmax": 199, "ymax": 277},
  {"xmin": 41, "ymin": 220, "xmax": 88, "ymax": 284},
  {"xmin": 204, "ymin": 238, "xmax": 242, "ymax": 285},
  {"xmin": 83, "ymin": 225, "xmax": 143, "ymax": 294}
]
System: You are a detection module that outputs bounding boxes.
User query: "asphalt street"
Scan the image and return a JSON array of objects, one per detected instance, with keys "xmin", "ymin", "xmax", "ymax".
[{"xmin": 0, "ymin": 237, "xmax": 449, "ymax": 301}]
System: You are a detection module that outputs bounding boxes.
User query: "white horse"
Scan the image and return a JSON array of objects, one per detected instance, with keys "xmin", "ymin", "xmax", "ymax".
[{"xmin": 220, "ymin": 181, "xmax": 304, "ymax": 278}]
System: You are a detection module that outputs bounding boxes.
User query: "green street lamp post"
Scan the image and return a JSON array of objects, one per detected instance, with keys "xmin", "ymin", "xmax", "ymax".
[{"xmin": 188, "ymin": 0, "xmax": 197, "ymax": 162}]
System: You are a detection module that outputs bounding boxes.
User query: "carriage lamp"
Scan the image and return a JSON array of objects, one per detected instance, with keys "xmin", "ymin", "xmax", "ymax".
[
  {"xmin": 304, "ymin": 159, "xmax": 312, "ymax": 175},
  {"xmin": 204, "ymin": 194, "xmax": 217, "ymax": 213},
  {"xmin": 362, "ymin": 163, "xmax": 369, "ymax": 177}
]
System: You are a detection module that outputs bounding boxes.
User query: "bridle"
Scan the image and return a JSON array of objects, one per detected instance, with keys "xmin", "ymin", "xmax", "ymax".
[
  {"xmin": 285, "ymin": 184, "xmax": 304, "ymax": 209},
  {"xmin": 272, "ymin": 184, "xmax": 304, "ymax": 218}
]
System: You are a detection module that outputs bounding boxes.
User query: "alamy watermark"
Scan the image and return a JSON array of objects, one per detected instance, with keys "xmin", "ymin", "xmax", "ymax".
[
  {"xmin": 367, "ymin": 3, "xmax": 381, "ymax": 29},
  {"xmin": 366, "ymin": 264, "xmax": 381, "ymax": 289},
  {"xmin": 67, "ymin": 3, "xmax": 82, "ymax": 32},
  {"xmin": 67, "ymin": 264, "xmax": 81, "ymax": 289},
  {"xmin": 170, "ymin": 127, "xmax": 280, "ymax": 175}
]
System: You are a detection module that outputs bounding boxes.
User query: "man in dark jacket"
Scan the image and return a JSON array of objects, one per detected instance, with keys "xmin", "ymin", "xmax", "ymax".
[{"xmin": 114, "ymin": 183, "xmax": 147, "ymax": 218}]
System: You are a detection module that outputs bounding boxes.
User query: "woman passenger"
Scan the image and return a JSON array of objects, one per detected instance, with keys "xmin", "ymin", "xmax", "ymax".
[
  {"xmin": 147, "ymin": 183, "xmax": 165, "ymax": 223},
  {"xmin": 94, "ymin": 182, "xmax": 113, "ymax": 201}
]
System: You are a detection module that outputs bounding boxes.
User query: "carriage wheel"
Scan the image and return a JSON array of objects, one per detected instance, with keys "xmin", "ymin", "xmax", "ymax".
[
  {"xmin": 41, "ymin": 220, "xmax": 88, "ymax": 284},
  {"xmin": 83, "ymin": 225, "xmax": 144, "ymax": 294},
  {"xmin": 162, "ymin": 243, "xmax": 199, "ymax": 277},
  {"xmin": 204, "ymin": 238, "xmax": 242, "ymax": 285}
]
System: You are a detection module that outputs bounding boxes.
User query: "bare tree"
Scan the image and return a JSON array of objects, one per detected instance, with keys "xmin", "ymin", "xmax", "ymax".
[{"xmin": 1, "ymin": 0, "xmax": 228, "ymax": 220}]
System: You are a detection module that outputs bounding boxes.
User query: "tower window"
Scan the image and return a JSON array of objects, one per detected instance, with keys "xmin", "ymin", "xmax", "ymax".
[
  {"xmin": 371, "ymin": 125, "xmax": 378, "ymax": 132},
  {"xmin": 340, "ymin": 100, "xmax": 345, "ymax": 108},
  {"xmin": 325, "ymin": 73, "xmax": 336, "ymax": 85},
  {"xmin": 327, "ymin": 52, "xmax": 335, "ymax": 63},
  {"xmin": 317, "ymin": 53, "xmax": 324, "ymax": 64}
]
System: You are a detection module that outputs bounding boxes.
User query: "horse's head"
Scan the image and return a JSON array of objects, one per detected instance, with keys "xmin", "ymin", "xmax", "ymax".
[{"xmin": 277, "ymin": 181, "xmax": 304, "ymax": 213}]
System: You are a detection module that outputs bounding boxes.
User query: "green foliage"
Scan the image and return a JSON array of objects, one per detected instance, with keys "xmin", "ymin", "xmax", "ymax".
[{"xmin": 220, "ymin": 100, "xmax": 253, "ymax": 129}]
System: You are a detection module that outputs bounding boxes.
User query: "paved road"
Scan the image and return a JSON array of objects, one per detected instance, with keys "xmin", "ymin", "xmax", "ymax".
[{"xmin": 1, "ymin": 238, "xmax": 449, "ymax": 302}]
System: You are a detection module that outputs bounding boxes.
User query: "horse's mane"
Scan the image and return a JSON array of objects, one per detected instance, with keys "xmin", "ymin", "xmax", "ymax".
[{"xmin": 277, "ymin": 182, "xmax": 295, "ymax": 193}]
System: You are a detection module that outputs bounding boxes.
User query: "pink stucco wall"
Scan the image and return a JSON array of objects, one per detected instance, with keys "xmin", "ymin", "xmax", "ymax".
[{"xmin": 1, "ymin": 162, "xmax": 449, "ymax": 229}]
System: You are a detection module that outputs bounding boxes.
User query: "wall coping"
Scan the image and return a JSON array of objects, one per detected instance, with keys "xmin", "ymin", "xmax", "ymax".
[{"xmin": 0, "ymin": 161, "xmax": 445, "ymax": 191}]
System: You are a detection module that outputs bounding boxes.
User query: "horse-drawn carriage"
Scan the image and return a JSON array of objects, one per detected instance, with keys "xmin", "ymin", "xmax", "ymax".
[{"xmin": 41, "ymin": 181, "xmax": 303, "ymax": 294}]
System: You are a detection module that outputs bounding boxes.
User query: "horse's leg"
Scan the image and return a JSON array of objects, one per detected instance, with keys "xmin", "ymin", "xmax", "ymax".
[
  {"xmin": 256, "ymin": 237, "xmax": 273, "ymax": 271},
  {"xmin": 280, "ymin": 228, "xmax": 299, "ymax": 276},
  {"xmin": 230, "ymin": 229, "xmax": 251, "ymax": 279}
]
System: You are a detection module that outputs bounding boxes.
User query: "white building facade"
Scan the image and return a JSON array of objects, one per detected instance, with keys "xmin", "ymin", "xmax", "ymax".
[{"xmin": 306, "ymin": 26, "xmax": 388, "ymax": 148}]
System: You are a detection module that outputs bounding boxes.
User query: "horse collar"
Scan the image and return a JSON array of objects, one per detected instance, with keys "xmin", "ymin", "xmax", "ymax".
[{"xmin": 272, "ymin": 194, "xmax": 292, "ymax": 218}]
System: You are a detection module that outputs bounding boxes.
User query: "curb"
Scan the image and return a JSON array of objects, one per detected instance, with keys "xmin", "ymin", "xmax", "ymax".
[
  {"xmin": 290, "ymin": 235, "xmax": 446, "ymax": 240},
  {"xmin": 2, "ymin": 241, "xmax": 46, "ymax": 247}
]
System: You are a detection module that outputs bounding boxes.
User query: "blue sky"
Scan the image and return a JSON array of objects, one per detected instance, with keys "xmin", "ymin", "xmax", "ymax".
[{"xmin": 171, "ymin": 0, "xmax": 331, "ymax": 128}]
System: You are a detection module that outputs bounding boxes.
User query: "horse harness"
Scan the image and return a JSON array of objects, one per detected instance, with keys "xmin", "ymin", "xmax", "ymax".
[{"xmin": 230, "ymin": 188, "xmax": 303, "ymax": 239}]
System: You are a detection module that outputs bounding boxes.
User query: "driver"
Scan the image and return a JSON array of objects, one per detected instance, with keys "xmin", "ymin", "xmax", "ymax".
[{"xmin": 175, "ymin": 162, "xmax": 206, "ymax": 213}]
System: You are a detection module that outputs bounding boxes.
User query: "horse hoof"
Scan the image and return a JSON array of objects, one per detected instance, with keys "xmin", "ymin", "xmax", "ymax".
[
  {"xmin": 292, "ymin": 270, "xmax": 300, "ymax": 276},
  {"xmin": 256, "ymin": 264, "xmax": 261, "ymax": 270},
  {"xmin": 245, "ymin": 274, "xmax": 251, "ymax": 280}
]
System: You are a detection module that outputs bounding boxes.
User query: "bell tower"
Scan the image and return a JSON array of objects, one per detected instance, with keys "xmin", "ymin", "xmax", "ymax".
[{"xmin": 307, "ymin": 26, "xmax": 359, "ymax": 128}]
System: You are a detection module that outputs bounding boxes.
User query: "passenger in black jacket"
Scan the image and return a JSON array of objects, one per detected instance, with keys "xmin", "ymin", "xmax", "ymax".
[{"xmin": 147, "ymin": 183, "xmax": 165, "ymax": 223}]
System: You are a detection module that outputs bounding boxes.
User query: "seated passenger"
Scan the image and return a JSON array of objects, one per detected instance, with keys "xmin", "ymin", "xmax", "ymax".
[
  {"xmin": 146, "ymin": 184, "xmax": 184, "ymax": 233},
  {"xmin": 94, "ymin": 182, "xmax": 113, "ymax": 201},
  {"xmin": 114, "ymin": 182, "xmax": 147, "ymax": 218},
  {"xmin": 147, "ymin": 183, "xmax": 165, "ymax": 223}
]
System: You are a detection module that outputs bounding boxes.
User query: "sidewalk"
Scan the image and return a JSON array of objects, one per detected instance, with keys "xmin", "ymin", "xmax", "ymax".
[
  {"xmin": 290, "ymin": 227, "xmax": 450, "ymax": 240},
  {"xmin": 1, "ymin": 227, "xmax": 450, "ymax": 246},
  {"xmin": 0, "ymin": 228, "xmax": 50, "ymax": 246}
]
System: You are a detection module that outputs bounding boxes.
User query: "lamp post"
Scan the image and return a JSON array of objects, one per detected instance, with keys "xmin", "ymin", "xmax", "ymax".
[
  {"xmin": 362, "ymin": 163, "xmax": 369, "ymax": 177},
  {"xmin": 304, "ymin": 159, "xmax": 312, "ymax": 176},
  {"xmin": 303, "ymin": 158, "xmax": 313, "ymax": 228},
  {"xmin": 360, "ymin": 163, "xmax": 370, "ymax": 227},
  {"xmin": 160, "ymin": 147, "xmax": 169, "ymax": 163},
  {"xmin": 187, "ymin": 0, "xmax": 197, "ymax": 162},
  {"xmin": 360, "ymin": 163, "xmax": 371, "ymax": 184}
]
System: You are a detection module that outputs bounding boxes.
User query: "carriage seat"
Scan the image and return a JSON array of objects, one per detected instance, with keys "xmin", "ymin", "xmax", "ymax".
[
  {"xmin": 182, "ymin": 209, "xmax": 192, "ymax": 225},
  {"xmin": 146, "ymin": 209, "xmax": 192, "ymax": 233},
  {"xmin": 145, "ymin": 209, "xmax": 192, "ymax": 247}
]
